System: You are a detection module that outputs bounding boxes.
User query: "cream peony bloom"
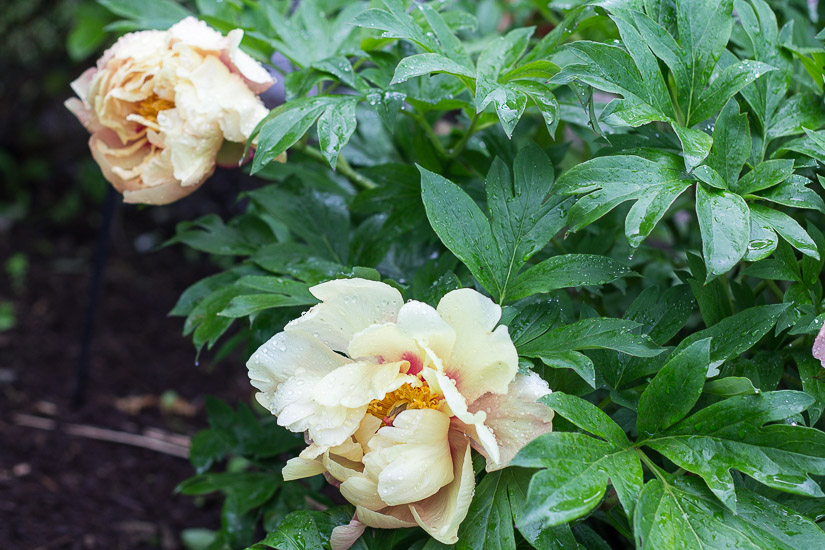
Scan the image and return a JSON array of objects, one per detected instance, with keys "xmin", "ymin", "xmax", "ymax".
[
  {"xmin": 65, "ymin": 17, "xmax": 275, "ymax": 205},
  {"xmin": 247, "ymin": 278, "xmax": 555, "ymax": 548}
]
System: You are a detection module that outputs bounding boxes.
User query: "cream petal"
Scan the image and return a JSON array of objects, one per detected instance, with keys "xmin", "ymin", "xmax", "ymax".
[
  {"xmin": 282, "ymin": 457, "xmax": 325, "ymax": 481},
  {"xmin": 224, "ymin": 29, "xmax": 275, "ymax": 93},
  {"xmin": 363, "ymin": 409, "xmax": 454, "ymax": 506},
  {"xmin": 340, "ymin": 476, "xmax": 386, "ymax": 511},
  {"xmin": 287, "ymin": 278, "xmax": 404, "ymax": 352},
  {"xmin": 469, "ymin": 372, "xmax": 554, "ymax": 471},
  {"xmin": 312, "ymin": 361, "xmax": 413, "ymax": 408},
  {"xmin": 409, "ymin": 432, "xmax": 475, "ymax": 545},
  {"xmin": 348, "ymin": 324, "xmax": 415, "ymax": 364},
  {"xmin": 355, "ymin": 506, "xmax": 417, "ymax": 529},
  {"xmin": 436, "ymin": 288, "xmax": 518, "ymax": 402},
  {"xmin": 396, "ymin": 301, "xmax": 457, "ymax": 360},
  {"xmin": 330, "ymin": 517, "xmax": 366, "ymax": 550}
]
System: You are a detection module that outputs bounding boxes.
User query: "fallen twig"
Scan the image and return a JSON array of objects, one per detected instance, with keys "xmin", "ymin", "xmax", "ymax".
[{"xmin": 13, "ymin": 413, "xmax": 190, "ymax": 458}]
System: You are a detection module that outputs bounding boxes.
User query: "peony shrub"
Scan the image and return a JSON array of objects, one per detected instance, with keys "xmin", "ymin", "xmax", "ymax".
[{"xmin": 69, "ymin": 0, "xmax": 825, "ymax": 548}]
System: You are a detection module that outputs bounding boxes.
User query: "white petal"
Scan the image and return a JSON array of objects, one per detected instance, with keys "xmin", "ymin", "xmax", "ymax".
[
  {"xmin": 396, "ymin": 301, "xmax": 456, "ymax": 360},
  {"xmin": 247, "ymin": 330, "xmax": 349, "ymax": 397},
  {"xmin": 348, "ymin": 323, "xmax": 415, "ymax": 364},
  {"xmin": 287, "ymin": 278, "xmax": 403, "ymax": 352},
  {"xmin": 363, "ymin": 409, "xmax": 454, "ymax": 506},
  {"xmin": 312, "ymin": 361, "xmax": 413, "ymax": 408},
  {"xmin": 436, "ymin": 288, "xmax": 518, "ymax": 402},
  {"xmin": 409, "ymin": 432, "xmax": 475, "ymax": 545},
  {"xmin": 469, "ymin": 372, "xmax": 554, "ymax": 471}
]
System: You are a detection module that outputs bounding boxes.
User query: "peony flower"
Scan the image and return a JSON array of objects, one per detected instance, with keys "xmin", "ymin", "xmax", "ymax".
[
  {"xmin": 65, "ymin": 17, "xmax": 275, "ymax": 205},
  {"xmin": 247, "ymin": 278, "xmax": 554, "ymax": 548}
]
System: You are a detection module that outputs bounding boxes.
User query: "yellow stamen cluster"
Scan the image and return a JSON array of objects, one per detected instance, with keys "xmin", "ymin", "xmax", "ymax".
[
  {"xmin": 367, "ymin": 382, "xmax": 441, "ymax": 422},
  {"xmin": 136, "ymin": 95, "xmax": 175, "ymax": 123}
]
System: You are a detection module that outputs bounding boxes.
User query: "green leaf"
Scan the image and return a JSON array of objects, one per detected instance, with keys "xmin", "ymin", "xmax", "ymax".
[
  {"xmin": 674, "ymin": 0, "xmax": 734, "ymax": 124},
  {"xmin": 643, "ymin": 391, "xmax": 825, "ymax": 510},
  {"xmin": 541, "ymin": 392, "xmax": 630, "ymax": 447},
  {"xmin": 756, "ymin": 175, "xmax": 825, "ymax": 214},
  {"xmin": 671, "ymin": 124, "xmax": 713, "ymax": 171},
  {"xmin": 635, "ymin": 476, "xmax": 825, "ymax": 550},
  {"xmin": 520, "ymin": 318, "xmax": 663, "ymax": 358},
  {"xmin": 750, "ymin": 205, "xmax": 819, "ymax": 259},
  {"xmin": 419, "ymin": 166, "xmax": 502, "ymax": 298},
  {"xmin": 690, "ymin": 59, "xmax": 775, "ymax": 125},
  {"xmin": 556, "ymin": 155, "xmax": 690, "ymax": 247},
  {"xmin": 676, "ymin": 303, "xmax": 790, "ymax": 365},
  {"xmin": 508, "ymin": 255, "xmax": 632, "ymax": 301},
  {"xmin": 252, "ymin": 97, "xmax": 345, "ymax": 173},
  {"xmin": 316, "ymin": 99, "xmax": 358, "ymax": 170},
  {"xmin": 704, "ymin": 376, "xmax": 761, "ymax": 397},
  {"xmin": 219, "ymin": 293, "xmax": 317, "ymax": 318},
  {"xmin": 99, "ymin": 0, "xmax": 191, "ymax": 30},
  {"xmin": 257, "ymin": 509, "xmax": 352, "ymax": 550},
  {"xmin": 637, "ymin": 339, "xmax": 712, "ymax": 436},
  {"xmin": 734, "ymin": 159, "xmax": 794, "ymax": 195},
  {"xmin": 513, "ymin": 432, "xmax": 643, "ymax": 526},
  {"xmin": 795, "ymin": 353, "xmax": 825, "ymax": 425},
  {"xmin": 538, "ymin": 351, "xmax": 596, "ymax": 388},
  {"xmin": 707, "ymin": 98, "xmax": 751, "ymax": 187},
  {"xmin": 456, "ymin": 469, "xmax": 524, "ymax": 550},
  {"xmin": 695, "ymin": 184, "xmax": 750, "ymax": 279},
  {"xmin": 486, "ymin": 145, "xmax": 568, "ymax": 297},
  {"xmin": 390, "ymin": 53, "xmax": 475, "ymax": 85}
]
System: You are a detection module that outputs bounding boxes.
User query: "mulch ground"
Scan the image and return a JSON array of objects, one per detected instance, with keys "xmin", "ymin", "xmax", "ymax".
[{"xmin": 0, "ymin": 189, "xmax": 257, "ymax": 549}]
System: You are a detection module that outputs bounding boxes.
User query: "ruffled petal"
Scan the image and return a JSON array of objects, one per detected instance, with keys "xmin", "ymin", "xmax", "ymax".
[
  {"xmin": 436, "ymin": 288, "xmax": 518, "ymax": 402},
  {"xmin": 247, "ymin": 330, "xmax": 349, "ymax": 397},
  {"xmin": 469, "ymin": 372, "xmax": 554, "ymax": 471},
  {"xmin": 312, "ymin": 361, "xmax": 413, "ymax": 408},
  {"xmin": 409, "ymin": 432, "xmax": 475, "ymax": 545},
  {"xmin": 287, "ymin": 279, "xmax": 404, "ymax": 352},
  {"xmin": 363, "ymin": 409, "xmax": 454, "ymax": 506}
]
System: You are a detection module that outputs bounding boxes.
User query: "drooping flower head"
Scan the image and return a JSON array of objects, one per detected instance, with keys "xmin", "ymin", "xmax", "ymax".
[
  {"xmin": 247, "ymin": 278, "xmax": 554, "ymax": 548},
  {"xmin": 66, "ymin": 17, "xmax": 275, "ymax": 205}
]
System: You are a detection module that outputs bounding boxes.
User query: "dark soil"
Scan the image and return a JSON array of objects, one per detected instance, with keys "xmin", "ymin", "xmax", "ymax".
[{"xmin": 0, "ymin": 173, "xmax": 259, "ymax": 550}]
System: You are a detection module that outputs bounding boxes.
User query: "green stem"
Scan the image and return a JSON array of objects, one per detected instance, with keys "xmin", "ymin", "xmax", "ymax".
[
  {"xmin": 766, "ymin": 279, "xmax": 785, "ymax": 301},
  {"xmin": 296, "ymin": 144, "xmax": 377, "ymax": 190},
  {"xmin": 636, "ymin": 449, "xmax": 669, "ymax": 482},
  {"xmin": 401, "ymin": 110, "xmax": 449, "ymax": 157},
  {"xmin": 449, "ymin": 114, "xmax": 479, "ymax": 159}
]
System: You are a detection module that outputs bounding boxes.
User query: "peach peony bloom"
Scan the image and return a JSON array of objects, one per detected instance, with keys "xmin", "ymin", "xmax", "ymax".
[
  {"xmin": 247, "ymin": 278, "xmax": 554, "ymax": 547},
  {"xmin": 65, "ymin": 17, "xmax": 275, "ymax": 205}
]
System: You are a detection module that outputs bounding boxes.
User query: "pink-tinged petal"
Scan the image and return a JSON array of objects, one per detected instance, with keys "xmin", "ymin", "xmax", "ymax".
[
  {"xmin": 363, "ymin": 409, "xmax": 454, "ymax": 506},
  {"xmin": 282, "ymin": 457, "xmax": 325, "ymax": 481},
  {"xmin": 408, "ymin": 432, "xmax": 475, "ymax": 545},
  {"xmin": 355, "ymin": 506, "xmax": 417, "ymax": 529},
  {"xmin": 395, "ymin": 301, "xmax": 457, "ymax": 360},
  {"xmin": 330, "ymin": 516, "xmax": 366, "ymax": 550},
  {"xmin": 348, "ymin": 323, "xmax": 416, "ymax": 364},
  {"xmin": 436, "ymin": 288, "xmax": 518, "ymax": 402},
  {"xmin": 70, "ymin": 67, "xmax": 97, "ymax": 100},
  {"xmin": 287, "ymin": 278, "xmax": 404, "ymax": 352},
  {"xmin": 469, "ymin": 371, "xmax": 554, "ymax": 471},
  {"xmin": 814, "ymin": 322, "xmax": 825, "ymax": 368}
]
